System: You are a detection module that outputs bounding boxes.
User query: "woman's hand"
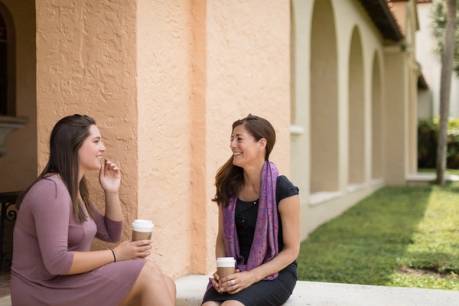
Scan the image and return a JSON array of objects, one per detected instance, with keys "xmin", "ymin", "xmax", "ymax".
[
  {"xmin": 220, "ymin": 270, "xmax": 257, "ymax": 294},
  {"xmin": 209, "ymin": 271, "xmax": 223, "ymax": 293},
  {"xmin": 99, "ymin": 159, "xmax": 121, "ymax": 193},
  {"xmin": 113, "ymin": 240, "xmax": 152, "ymax": 261}
]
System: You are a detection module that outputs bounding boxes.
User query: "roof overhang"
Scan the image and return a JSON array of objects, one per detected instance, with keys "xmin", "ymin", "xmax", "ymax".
[{"xmin": 358, "ymin": 0, "xmax": 404, "ymax": 42}]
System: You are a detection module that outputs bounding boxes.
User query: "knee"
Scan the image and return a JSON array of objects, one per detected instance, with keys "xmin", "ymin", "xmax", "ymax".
[
  {"xmin": 165, "ymin": 275, "xmax": 176, "ymax": 291},
  {"xmin": 138, "ymin": 259, "xmax": 165, "ymax": 285},
  {"xmin": 222, "ymin": 301, "xmax": 244, "ymax": 306},
  {"xmin": 202, "ymin": 302, "xmax": 220, "ymax": 306}
]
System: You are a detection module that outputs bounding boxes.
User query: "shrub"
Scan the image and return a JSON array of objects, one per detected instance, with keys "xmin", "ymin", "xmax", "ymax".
[{"xmin": 418, "ymin": 119, "xmax": 459, "ymax": 169}]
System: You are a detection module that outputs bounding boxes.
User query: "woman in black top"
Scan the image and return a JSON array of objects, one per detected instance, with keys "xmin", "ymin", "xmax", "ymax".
[{"xmin": 202, "ymin": 114, "xmax": 300, "ymax": 306}]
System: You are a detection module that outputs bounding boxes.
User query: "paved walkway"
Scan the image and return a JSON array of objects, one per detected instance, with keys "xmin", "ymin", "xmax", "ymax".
[{"xmin": 176, "ymin": 275, "xmax": 459, "ymax": 306}]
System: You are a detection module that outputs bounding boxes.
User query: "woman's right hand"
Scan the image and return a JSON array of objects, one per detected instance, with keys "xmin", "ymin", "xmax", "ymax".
[
  {"xmin": 210, "ymin": 271, "xmax": 223, "ymax": 293},
  {"xmin": 113, "ymin": 240, "xmax": 152, "ymax": 261}
]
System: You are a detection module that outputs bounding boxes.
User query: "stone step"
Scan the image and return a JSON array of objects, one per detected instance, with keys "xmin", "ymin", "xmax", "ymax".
[{"xmin": 176, "ymin": 275, "xmax": 459, "ymax": 306}]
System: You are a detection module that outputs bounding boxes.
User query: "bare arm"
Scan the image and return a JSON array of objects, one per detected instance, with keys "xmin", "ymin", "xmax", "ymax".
[
  {"xmin": 99, "ymin": 159, "xmax": 123, "ymax": 222},
  {"xmin": 104, "ymin": 190, "xmax": 123, "ymax": 221},
  {"xmin": 249, "ymin": 194, "xmax": 300, "ymax": 282},
  {"xmin": 88, "ymin": 159, "xmax": 123, "ymax": 242},
  {"xmin": 210, "ymin": 204, "xmax": 227, "ymax": 292},
  {"xmin": 215, "ymin": 204, "xmax": 226, "ymax": 258}
]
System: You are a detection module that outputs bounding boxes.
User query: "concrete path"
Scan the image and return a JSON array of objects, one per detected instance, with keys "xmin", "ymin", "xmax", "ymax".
[{"xmin": 176, "ymin": 275, "xmax": 459, "ymax": 306}]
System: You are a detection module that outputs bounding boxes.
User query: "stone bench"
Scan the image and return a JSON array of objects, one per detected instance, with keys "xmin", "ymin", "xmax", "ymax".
[
  {"xmin": 1, "ymin": 275, "xmax": 457, "ymax": 306},
  {"xmin": 0, "ymin": 295, "xmax": 10, "ymax": 306},
  {"xmin": 176, "ymin": 275, "xmax": 459, "ymax": 306}
]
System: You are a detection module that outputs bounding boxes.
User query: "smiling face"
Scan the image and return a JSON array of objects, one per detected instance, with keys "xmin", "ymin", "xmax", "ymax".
[
  {"xmin": 230, "ymin": 124, "xmax": 266, "ymax": 168},
  {"xmin": 78, "ymin": 125, "xmax": 106, "ymax": 172}
]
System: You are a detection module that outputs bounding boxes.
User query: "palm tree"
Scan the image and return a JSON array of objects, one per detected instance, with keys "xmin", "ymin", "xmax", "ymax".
[{"xmin": 436, "ymin": 0, "xmax": 457, "ymax": 185}]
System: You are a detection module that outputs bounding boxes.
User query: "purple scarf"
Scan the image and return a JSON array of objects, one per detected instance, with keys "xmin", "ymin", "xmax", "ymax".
[{"xmin": 223, "ymin": 161, "xmax": 279, "ymax": 280}]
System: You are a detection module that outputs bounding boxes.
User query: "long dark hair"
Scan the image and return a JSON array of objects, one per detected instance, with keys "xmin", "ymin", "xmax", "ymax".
[
  {"xmin": 213, "ymin": 114, "xmax": 276, "ymax": 206},
  {"xmin": 17, "ymin": 114, "xmax": 96, "ymax": 223}
]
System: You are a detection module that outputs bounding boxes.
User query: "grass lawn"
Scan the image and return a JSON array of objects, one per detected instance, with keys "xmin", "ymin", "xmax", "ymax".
[{"xmin": 297, "ymin": 184, "xmax": 459, "ymax": 290}]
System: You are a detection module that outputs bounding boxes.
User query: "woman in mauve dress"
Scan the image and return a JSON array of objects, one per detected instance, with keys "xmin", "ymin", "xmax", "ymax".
[
  {"xmin": 11, "ymin": 114, "xmax": 175, "ymax": 306},
  {"xmin": 202, "ymin": 114, "xmax": 300, "ymax": 306}
]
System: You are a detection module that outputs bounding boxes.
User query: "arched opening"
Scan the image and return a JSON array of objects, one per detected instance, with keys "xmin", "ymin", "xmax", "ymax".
[
  {"xmin": 0, "ymin": 2, "xmax": 15, "ymax": 116},
  {"xmin": 310, "ymin": 0, "xmax": 339, "ymax": 193},
  {"xmin": 348, "ymin": 27, "xmax": 365, "ymax": 185},
  {"xmin": 371, "ymin": 52, "xmax": 383, "ymax": 179}
]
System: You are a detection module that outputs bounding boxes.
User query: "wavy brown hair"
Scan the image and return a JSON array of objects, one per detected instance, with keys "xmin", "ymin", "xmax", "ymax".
[
  {"xmin": 213, "ymin": 114, "xmax": 276, "ymax": 206},
  {"xmin": 17, "ymin": 114, "xmax": 96, "ymax": 223}
]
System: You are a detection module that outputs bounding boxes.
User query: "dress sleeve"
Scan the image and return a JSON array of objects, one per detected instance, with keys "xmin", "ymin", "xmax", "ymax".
[
  {"xmin": 276, "ymin": 175, "xmax": 299, "ymax": 204},
  {"xmin": 31, "ymin": 178, "xmax": 74, "ymax": 275},
  {"xmin": 88, "ymin": 204, "xmax": 122, "ymax": 243}
]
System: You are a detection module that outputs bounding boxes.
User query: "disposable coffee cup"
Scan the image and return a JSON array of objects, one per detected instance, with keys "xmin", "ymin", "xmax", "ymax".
[
  {"xmin": 216, "ymin": 257, "xmax": 236, "ymax": 279},
  {"xmin": 131, "ymin": 219, "xmax": 154, "ymax": 241}
]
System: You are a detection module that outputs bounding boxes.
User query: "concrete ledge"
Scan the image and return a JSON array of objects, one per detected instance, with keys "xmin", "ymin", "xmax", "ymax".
[
  {"xmin": 176, "ymin": 275, "xmax": 459, "ymax": 306},
  {"xmin": 0, "ymin": 295, "xmax": 10, "ymax": 306},
  {"xmin": 406, "ymin": 173, "xmax": 459, "ymax": 186}
]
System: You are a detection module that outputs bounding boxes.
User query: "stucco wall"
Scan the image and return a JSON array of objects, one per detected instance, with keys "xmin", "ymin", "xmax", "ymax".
[
  {"xmin": 136, "ymin": 0, "xmax": 194, "ymax": 277},
  {"xmin": 0, "ymin": 0, "xmax": 36, "ymax": 192},
  {"xmin": 136, "ymin": 0, "xmax": 291, "ymax": 276},
  {"xmin": 36, "ymin": 0, "xmax": 138, "ymax": 244},
  {"xmin": 205, "ymin": 0, "xmax": 291, "ymax": 272},
  {"xmin": 33, "ymin": 0, "xmax": 291, "ymax": 278}
]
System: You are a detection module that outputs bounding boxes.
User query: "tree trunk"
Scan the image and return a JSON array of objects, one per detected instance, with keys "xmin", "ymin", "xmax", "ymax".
[{"xmin": 436, "ymin": 0, "xmax": 457, "ymax": 185}]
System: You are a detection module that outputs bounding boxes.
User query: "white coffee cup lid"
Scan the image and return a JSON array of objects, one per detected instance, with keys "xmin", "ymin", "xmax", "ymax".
[
  {"xmin": 132, "ymin": 219, "xmax": 154, "ymax": 232},
  {"xmin": 216, "ymin": 257, "xmax": 236, "ymax": 267}
]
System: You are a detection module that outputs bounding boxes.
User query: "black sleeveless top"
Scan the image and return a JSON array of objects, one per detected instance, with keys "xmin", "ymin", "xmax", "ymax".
[{"xmin": 235, "ymin": 175, "xmax": 299, "ymax": 264}]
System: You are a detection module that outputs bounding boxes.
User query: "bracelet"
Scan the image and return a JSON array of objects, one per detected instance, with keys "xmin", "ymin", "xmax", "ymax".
[{"xmin": 110, "ymin": 248, "xmax": 117, "ymax": 262}]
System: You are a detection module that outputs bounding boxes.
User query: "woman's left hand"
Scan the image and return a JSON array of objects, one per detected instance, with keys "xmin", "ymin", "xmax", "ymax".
[
  {"xmin": 99, "ymin": 159, "xmax": 121, "ymax": 193},
  {"xmin": 220, "ymin": 270, "xmax": 257, "ymax": 294}
]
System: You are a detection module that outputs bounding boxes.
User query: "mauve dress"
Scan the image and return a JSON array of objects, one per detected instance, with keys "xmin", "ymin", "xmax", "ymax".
[{"xmin": 10, "ymin": 175, "xmax": 145, "ymax": 306}]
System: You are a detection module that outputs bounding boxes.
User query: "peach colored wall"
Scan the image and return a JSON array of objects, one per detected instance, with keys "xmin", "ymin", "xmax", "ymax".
[
  {"xmin": 34, "ymin": 0, "xmax": 290, "ymax": 278},
  {"xmin": 204, "ymin": 0, "xmax": 291, "ymax": 272},
  {"xmin": 136, "ymin": 0, "xmax": 194, "ymax": 277},
  {"xmin": 0, "ymin": 0, "xmax": 36, "ymax": 192},
  {"xmin": 36, "ymin": 0, "xmax": 138, "ymax": 244},
  {"xmin": 136, "ymin": 0, "xmax": 291, "ymax": 276}
]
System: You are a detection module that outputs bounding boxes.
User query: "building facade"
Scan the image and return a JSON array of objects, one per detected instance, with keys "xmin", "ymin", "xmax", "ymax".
[{"xmin": 0, "ymin": 0, "xmax": 420, "ymax": 277}]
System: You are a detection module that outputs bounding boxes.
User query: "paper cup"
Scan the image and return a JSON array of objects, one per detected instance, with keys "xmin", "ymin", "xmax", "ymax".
[
  {"xmin": 216, "ymin": 257, "xmax": 236, "ymax": 279},
  {"xmin": 131, "ymin": 219, "xmax": 154, "ymax": 241}
]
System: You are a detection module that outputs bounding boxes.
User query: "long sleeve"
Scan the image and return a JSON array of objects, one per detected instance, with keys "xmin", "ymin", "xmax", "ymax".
[
  {"xmin": 89, "ymin": 204, "xmax": 122, "ymax": 243},
  {"xmin": 31, "ymin": 178, "xmax": 74, "ymax": 276}
]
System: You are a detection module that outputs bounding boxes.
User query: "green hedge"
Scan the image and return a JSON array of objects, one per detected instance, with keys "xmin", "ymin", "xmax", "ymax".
[{"xmin": 418, "ymin": 119, "xmax": 459, "ymax": 169}]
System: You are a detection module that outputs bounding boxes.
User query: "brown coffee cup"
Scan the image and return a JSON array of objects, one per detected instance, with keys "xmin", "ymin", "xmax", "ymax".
[
  {"xmin": 216, "ymin": 257, "xmax": 236, "ymax": 279},
  {"xmin": 132, "ymin": 230, "xmax": 152, "ymax": 241},
  {"xmin": 131, "ymin": 219, "xmax": 154, "ymax": 241}
]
